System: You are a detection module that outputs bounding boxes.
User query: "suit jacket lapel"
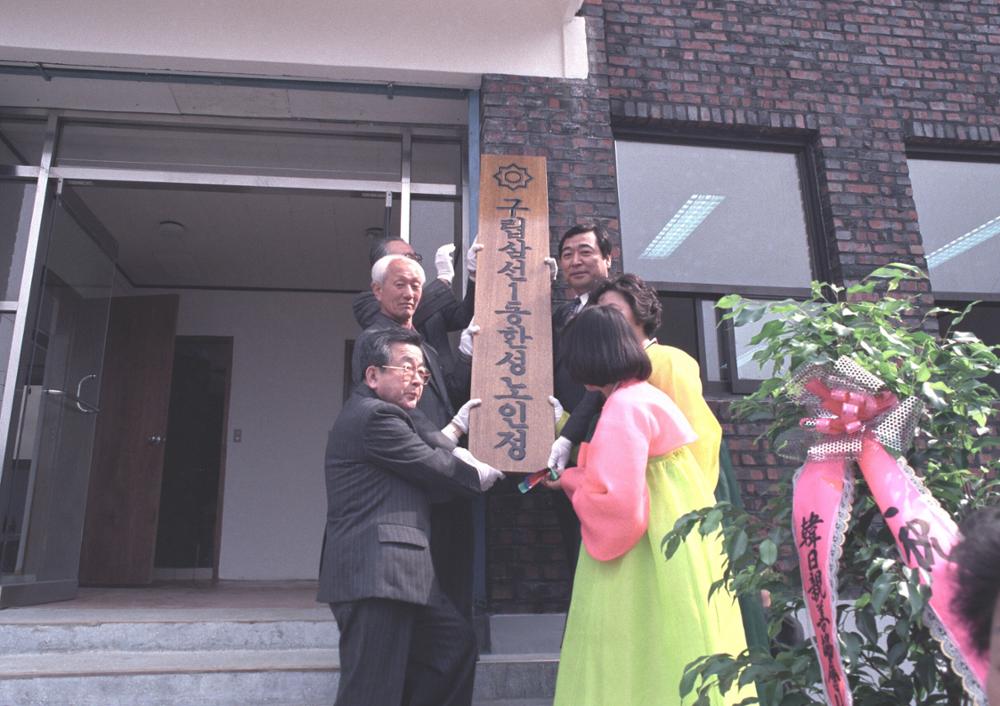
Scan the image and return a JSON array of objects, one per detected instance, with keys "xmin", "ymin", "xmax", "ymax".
[{"xmin": 420, "ymin": 342, "xmax": 451, "ymax": 411}]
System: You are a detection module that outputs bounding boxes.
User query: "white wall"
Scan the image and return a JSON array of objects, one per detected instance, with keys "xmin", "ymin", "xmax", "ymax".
[
  {"xmin": 0, "ymin": 0, "xmax": 587, "ymax": 88},
  {"xmin": 162, "ymin": 288, "xmax": 356, "ymax": 580}
]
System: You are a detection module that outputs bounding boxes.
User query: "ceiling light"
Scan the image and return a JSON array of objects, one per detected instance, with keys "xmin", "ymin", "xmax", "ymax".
[
  {"xmin": 926, "ymin": 215, "xmax": 1000, "ymax": 269},
  {"xmin": 639, "ymin": 194, "xmax": 725, "ymax": 259},
  {"xmin": 157, "ymin": 220, "xmax": 186, "ymax": 238}
]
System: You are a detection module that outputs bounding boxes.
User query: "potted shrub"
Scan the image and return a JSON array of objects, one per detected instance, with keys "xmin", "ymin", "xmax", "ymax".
[{"xmin": 665, "ymin": 264, "xmax": 1000, "ymax": 705}]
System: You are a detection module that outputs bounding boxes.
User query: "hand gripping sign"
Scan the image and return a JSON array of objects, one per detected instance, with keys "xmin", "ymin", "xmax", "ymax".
[{"xmin": 783, "ymin": 357, "xmax": 987, "ymax": 706}]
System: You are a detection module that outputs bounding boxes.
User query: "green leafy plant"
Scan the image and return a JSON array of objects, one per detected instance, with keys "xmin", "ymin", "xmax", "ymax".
[{"xmin": 663, "ymin": 264, "xmax": 1000, "ymax": 705}]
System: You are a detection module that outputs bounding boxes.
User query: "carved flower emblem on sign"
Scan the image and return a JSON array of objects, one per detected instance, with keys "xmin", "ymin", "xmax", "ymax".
[{"xmin": 494, "ymin": 163, "xmax": 533, "ymax": 191}]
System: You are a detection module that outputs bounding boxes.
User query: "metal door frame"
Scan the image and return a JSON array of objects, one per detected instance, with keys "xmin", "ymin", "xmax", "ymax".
[
  {"xmin": 0, "ymin": 108, "xmax": 468, "ymax": 491},
  {"xmin": 0, "ymin": 103, "xmax": 472, "ymax": 594}
]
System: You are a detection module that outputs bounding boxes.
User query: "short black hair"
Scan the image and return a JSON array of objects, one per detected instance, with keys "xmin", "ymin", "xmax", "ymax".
[
  {"xmin": 562, "ymin": 305, "xmax": 651, "ymax": 387},
  {"xmin": 950, "ymin": 506, "xmax": 1000, "ymax": 655},
  {"xmin": 358, "ymin": 328, "xmax": 424, "ymax": 371},
  {"xmin": 591, "ymin": 273, "xmax": 663, "ymax": 338},
  {"xmin": 558, "ymin": 223, "xmax": 613, "ymax": 259},
  {"xmin": 368, "ymin": 237, "xmax": 407, "ymax": 266}
]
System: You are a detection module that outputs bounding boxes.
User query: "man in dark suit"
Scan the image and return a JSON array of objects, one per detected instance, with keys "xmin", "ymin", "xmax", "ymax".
[
  {"xmin": 351, "ymin": 254, "xmax": 477, "ymax": 619},
  {"xmin": 353, "ymin": 238, "xmax": 476, "ymax": 409},
  {"xmin": 352, "ymin": 254, "xmax": 467, "ymax": 427},
  {"xmin": 547, "ymin": 223, "xmax": 613, "ymax": 571},
  {"xmin": 320, "ymin": 327, "xmax": 502, "ymax": 706}
]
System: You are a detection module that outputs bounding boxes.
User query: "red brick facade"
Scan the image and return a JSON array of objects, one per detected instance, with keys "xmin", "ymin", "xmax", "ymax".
[{"xmin": 481, "ymin": 0, "xmax": 1000, "ymax": 613}]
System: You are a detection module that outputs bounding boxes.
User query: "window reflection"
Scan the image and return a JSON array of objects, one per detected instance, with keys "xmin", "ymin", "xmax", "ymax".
[
  {"xmin": 908, "ymin": 158, "xmax": 1000, "ymax": 296},
  {"xmin": 0, "ymin": 181, "xmax": 36, "ymax": 300},
  {"xmin": 616, "ymin": 139, "xmax": 816, "ymax": 392},
  {"xmin": 615, "ymin": 140, "xmax": 813, "ymax": 289},
  {"xmin": 0, "ymin": 119, "xmax": 46, "ymax": 167},
  {"xmin": 411, "ymin": 141, "xmax": 462, "ymax": 185},
  {"xmin": 56, "ymin": 122, "xmax": 404, "ymax": 180}
]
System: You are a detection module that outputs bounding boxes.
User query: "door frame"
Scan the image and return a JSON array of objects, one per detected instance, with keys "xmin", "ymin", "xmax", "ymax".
[
  {"xmin": 0, "ymin": 115, "xmax": 57, "ymax": 493},
  {"xmin": 0, "ymin": 105, "xmax": 471, "ymax": 605},
  {"xmin": 0, "ymin": 183, "xmax": 120, "ymax": 605}
]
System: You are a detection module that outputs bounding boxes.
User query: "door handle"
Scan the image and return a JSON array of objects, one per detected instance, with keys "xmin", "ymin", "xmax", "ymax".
[
  {"xmin": 76, "ymin": 373, "xmax": 97, "ymax": 401},
  {"xmin": 44, "ymin": 373, "xmax": 101, "ymax": 414},
  {"xmin": 44, "ymin": 387, "xmax": 100, "ymax": 414}
]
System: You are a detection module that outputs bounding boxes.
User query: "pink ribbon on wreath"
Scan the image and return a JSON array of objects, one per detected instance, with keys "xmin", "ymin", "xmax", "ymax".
[{"xmin": 784, "ymin": 357, "xmax": 987, "ymax": 706}]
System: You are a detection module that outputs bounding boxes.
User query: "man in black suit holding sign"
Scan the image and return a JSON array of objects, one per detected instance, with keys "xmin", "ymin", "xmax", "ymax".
[
  {"xmin": 320, "ymin": 328, "xmax": 502, "ymax": 706},
  {"xmin": 547, "ymin": 223, "xmax": 613, "ymax": 571}
]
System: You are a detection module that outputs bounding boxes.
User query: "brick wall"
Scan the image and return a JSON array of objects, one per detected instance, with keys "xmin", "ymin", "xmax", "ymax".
[
  {"xmin": 480, "ymin": 0, "xmax": 1000, "ymax": 613},
  {"xmin": 481, "ymin": 1, "xmax": 621, "ymax": 300}
]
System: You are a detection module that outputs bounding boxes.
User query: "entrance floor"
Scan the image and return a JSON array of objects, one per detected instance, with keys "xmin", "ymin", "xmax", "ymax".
[{"xmin": 0, "ymin": 580, "xmax": 330, "ymax": 623}]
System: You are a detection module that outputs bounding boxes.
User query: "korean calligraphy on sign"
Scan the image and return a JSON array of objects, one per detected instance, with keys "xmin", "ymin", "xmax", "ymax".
[{"xmin": 468, "ymin": 155, "xmax": 554, "ymax": 472}]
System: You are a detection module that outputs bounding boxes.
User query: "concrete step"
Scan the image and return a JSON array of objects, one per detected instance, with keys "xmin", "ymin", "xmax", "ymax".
[
  {"xmin": 0, "ymin": 619, "xmax": 336, "ymax": 654},
  {"xmin": 0, "ymin": 649, "xmax": 558, "ymax": 705},
  {"xmin": 0, "ymin": 591, "xmax": 563, "ymax": 705},
  {"xmin": 0, "ymin": 611, "xmax": 566, "ymax": 655}
]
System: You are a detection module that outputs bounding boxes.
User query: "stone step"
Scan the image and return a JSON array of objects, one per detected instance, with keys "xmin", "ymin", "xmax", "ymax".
[
  {"xmin": 0, "ymin": 649, "xmax": 558, "ymax": 705},
  {"xmin": 0, "ymin": 612, "xmax": 566, "ymax": 656},
  {"xmin": 0, "ymin": 619, "xmax": 336, "ymax": 655}
]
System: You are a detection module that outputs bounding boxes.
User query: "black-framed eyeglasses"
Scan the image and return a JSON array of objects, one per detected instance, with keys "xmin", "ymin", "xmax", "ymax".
[
  {"xmin": 380, "ymin": 363, "xmax": 431, "ymax": 384},
  {"xmin": 404, "ymin": 252, "xmax": 423, "ymax": 263}
]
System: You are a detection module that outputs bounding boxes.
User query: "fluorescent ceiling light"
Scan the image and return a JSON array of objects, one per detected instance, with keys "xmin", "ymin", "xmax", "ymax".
[
  {"xmin": 926, "ymin": 215, "xmax": 1000, "ymax": 269},
  {"xmin": 639, "ymin": 194, "xmax": 724, "ymax": 259}
]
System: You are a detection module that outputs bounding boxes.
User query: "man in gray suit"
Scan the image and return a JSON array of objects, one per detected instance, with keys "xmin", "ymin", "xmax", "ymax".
[
  {"xmin": 320, "ymin": 327, "xmax": 503, "ymax": 706},
  {"xmin": 351, "ymin": 253, "xmax": 477, "ymax": 619}
]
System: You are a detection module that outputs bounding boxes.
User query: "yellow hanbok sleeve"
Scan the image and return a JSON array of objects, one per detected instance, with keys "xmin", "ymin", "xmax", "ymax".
[{"xmin": 646, "ymin": 345, "xmax": 722, "ymax": 489}]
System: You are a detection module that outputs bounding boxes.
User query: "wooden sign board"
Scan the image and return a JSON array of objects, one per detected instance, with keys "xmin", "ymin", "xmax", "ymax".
[{"xmin": 469, "ymin": 155, "xmax": 554, "ymax": 473}]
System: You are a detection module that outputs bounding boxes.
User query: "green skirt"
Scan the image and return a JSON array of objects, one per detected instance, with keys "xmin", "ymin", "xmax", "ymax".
[{"xmin": 554, "ymin": 448, "xmax": 755, "ymax": 706}]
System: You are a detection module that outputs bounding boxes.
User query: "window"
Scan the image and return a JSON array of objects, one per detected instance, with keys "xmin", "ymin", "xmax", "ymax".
[
  {"xmin": 908, "ymin": 157, "xmax": 1000, "ymax": 299},
  {"xmin": 56, "ymin": 121, "xmax": 404, "ymax": 180},
  {"xmin": 0, "ymin": 118, "xmax": 46, "ymax": 166},
  {"xmin": 616, "ymin": 137, "xmax": 819, "ymax": 393},
  {"xmin": 909, "ymin": 155, "xmax": 1000, "ymax": 391}
]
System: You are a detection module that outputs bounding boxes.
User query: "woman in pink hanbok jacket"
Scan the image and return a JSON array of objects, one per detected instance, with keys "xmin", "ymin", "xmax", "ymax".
[{"xmin": 550, "ymin": 305, "xmax": 754, "ymax": 706}]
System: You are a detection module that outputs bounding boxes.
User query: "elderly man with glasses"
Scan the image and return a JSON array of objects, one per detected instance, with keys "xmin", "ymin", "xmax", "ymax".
[
  {"xmin": 350, "ymin": 252, "xmax": 480, "ymax": 623},
  {"xmin": 351, "ymin": 253, "xmax": 468, "ymax": 452},
  {"xmin": 321, "ymin": 327, "xmax": 502, "ymax": 706}
]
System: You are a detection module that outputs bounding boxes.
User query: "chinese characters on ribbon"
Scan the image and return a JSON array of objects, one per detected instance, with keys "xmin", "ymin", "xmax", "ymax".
[
  {"xmin": 798, "ymin": 510, "xmax": 846, "ymax": 706},
  {"xmin": 788, "ymin": 358, "xmax": 988, "ymax": 705}
]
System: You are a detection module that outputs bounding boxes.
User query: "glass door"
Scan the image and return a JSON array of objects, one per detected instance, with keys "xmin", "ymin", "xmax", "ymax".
[{"xmin": 0, "ymin": 187, "xmax": 116, "ymax": 606}]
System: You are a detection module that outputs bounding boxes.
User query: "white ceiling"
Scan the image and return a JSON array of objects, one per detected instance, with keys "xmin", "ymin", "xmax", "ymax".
[
  {"xmin": 0, "ymin": 0, "xmax": 587, "ymax": 88},
  {"xmin": 71, "ymin": 183, "xmax": 398, "ymax": 292}
]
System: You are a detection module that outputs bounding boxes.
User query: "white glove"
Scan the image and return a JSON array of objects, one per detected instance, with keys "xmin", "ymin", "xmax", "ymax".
[
  {"xmin": 542, "ymin": 256, "xmax": 558, "ymax": 281},
  {"xmin": 452, "ymin": 446, "xmax": 505, "ymax": 491},
  {"xmin": 467, "ymin": 241, "xmax": 483, "ymax": 280},
  {"xmin": 548, "ymin": 396, "xmax": 565, "ymax": 426},
  {"xmin": 435, "ymin": 244, "xmax": 456, "ymax": 284},
  {"xmin": 445, "ymin": 398, "xmax": 482, "ymax": 439},
  {"xmin": 459, "ymin": 321, "xmax": 480, "ymax": 357},
  {"xmin": 548, "ymin": 436, "xmax": 572, "ymax": 478}
]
